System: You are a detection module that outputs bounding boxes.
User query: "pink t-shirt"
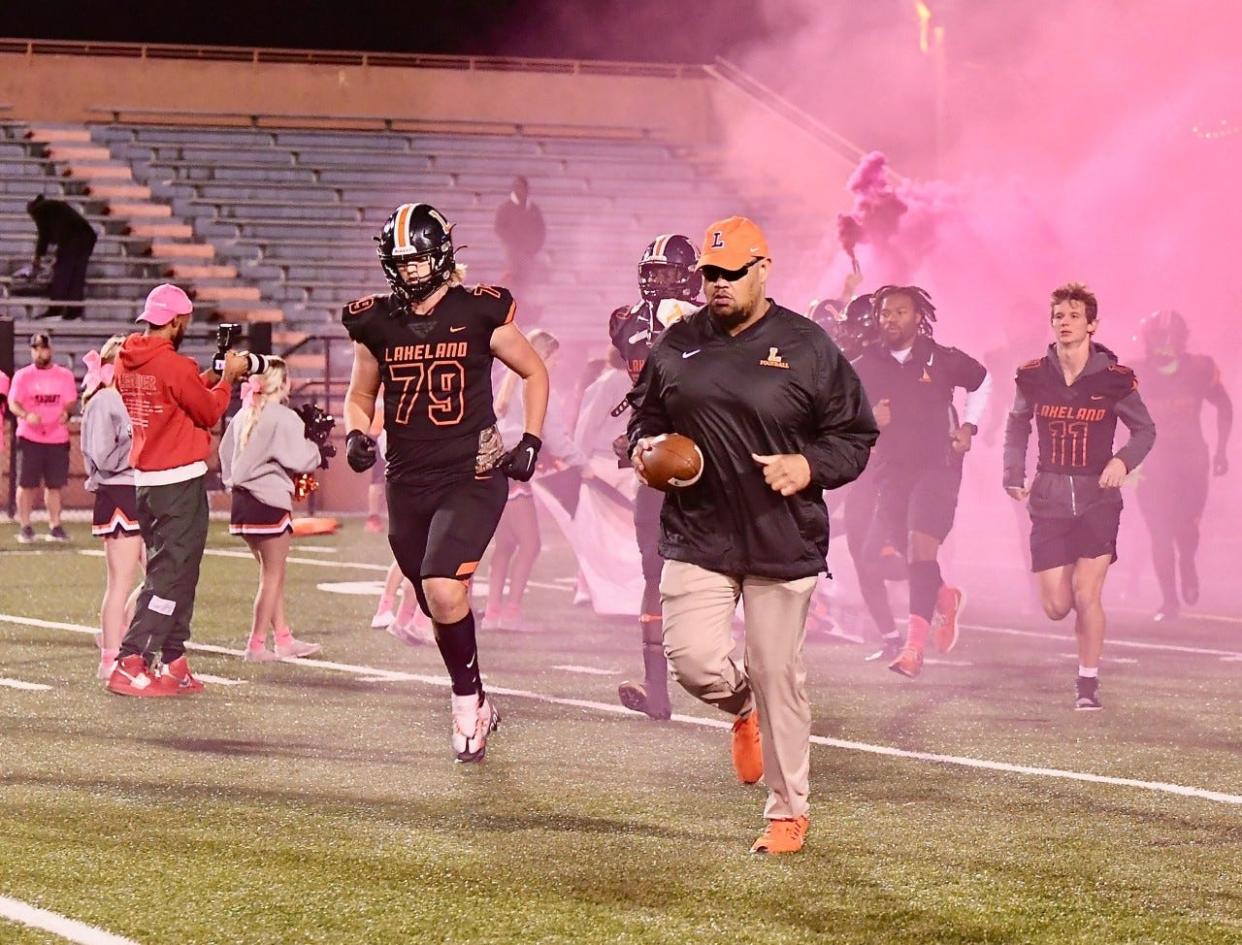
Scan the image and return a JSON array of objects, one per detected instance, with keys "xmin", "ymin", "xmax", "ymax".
[
  {"xmin": 9, "ymin": 363, "xmax": 77, "ymax": 444},
  {"xmin": 0, "ymin": 370, "xmax": 9, "ymax": 418}
]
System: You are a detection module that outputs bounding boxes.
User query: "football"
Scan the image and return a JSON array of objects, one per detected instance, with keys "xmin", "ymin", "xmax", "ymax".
[{"xmin": 639, "ymin": 433, "xmax": 704, "ymax": 491}]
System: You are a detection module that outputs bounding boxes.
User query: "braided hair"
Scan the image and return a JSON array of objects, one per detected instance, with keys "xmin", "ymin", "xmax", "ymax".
[{"xmin": 872, "ymin": 284, "xmax": 938, "ymax": 338}]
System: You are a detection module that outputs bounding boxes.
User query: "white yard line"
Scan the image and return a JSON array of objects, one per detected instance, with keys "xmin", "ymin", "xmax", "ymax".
[
  {"xmin": 551, "ymin": 664, "xmax": 620, "ymax": 676},
  {"xmin": 0, "ymin": 677, "xmax": 52, "ymax": 691},
  {"xmin": 0, "ymin": 895, "xmax": 141, "ymax": 945},
  {"xmin": 964, "ymin": 622, "xmax": 1242, "ymax": 659},
  {"xmin": 195, "ymin": 674, "xmax": 247, "ymax": 686},
  {"xmin": 1, "ymin": 611, "xmax": 1239, "ymax": 808}
]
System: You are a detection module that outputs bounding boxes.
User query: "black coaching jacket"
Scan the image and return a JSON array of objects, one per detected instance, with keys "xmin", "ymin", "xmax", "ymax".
[{"xmin": 627, "ymin": 301, "xmax": 878, "ymax": 579}]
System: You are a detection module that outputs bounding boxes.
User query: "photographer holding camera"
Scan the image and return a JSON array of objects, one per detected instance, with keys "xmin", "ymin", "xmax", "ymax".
[
  {"xmin": 107, "ymin": 284, "xmax": 248, "ymax": 697},
  {"xmin": 220, "ymin": 357, "xmax": 331, "ymax": 662}
]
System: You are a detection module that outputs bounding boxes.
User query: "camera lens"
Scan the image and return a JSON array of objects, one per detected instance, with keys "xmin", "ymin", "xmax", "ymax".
[{"xmin": 246, "ymin": 353, "xmax": 271, "ymax": 375}]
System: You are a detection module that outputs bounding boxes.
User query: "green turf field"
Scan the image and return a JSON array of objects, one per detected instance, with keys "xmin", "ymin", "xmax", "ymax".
[{"xmin": 1, "ymin": 521, "xmax": 1239, "ymax": 944}]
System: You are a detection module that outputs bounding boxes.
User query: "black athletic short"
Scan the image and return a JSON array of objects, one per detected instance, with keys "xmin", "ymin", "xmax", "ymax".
[
  {"xmin": 16, "ymin": 438, "xmax": 70, "ymax": 489},
  {"xmin": 867, "ymin": 458, "xmax": 963, "ymax": 554},
  {"xmin": 1029, "ymin": 500, "xmax": 1122, "ymax": 572},
  {"xmin": 229, "ymin": 489, "xmax": 293, "ymax": 538},
  {"xmin": 92, "ymin": 483, "xmax": 141, "ymax": 539},
  {"xmin": 387, "ymin": 469, "xmax": 508, "ymax": 581}
]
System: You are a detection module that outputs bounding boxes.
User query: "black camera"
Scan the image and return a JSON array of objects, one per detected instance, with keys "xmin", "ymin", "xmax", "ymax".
[
  {"xmin": 295, "ymin": 402, "xmax": 338, "ymax": 469},
  {"xmin": 213, "ymin": 323, "xmax": 271, "ymax": 376}
]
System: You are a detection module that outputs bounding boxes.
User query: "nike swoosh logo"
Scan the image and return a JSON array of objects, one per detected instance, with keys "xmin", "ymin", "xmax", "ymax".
[
  {"xmin": 682, "ymin": 349, "xmax": 702, "ymax": 359},
  {"xmin": 466, "ymin": 655, "xmax": 477, "ymax": 669},
  {"xmin": 450, "ymin": 326, "xmax": 466, "ymax": 333},
  {"xmin": 525, "ymin": 447, "xmax": 534, "ymax": 461},
  {"xmin": 1090, "ymin": 394, "xmax": 1105, "ymax": 401}
]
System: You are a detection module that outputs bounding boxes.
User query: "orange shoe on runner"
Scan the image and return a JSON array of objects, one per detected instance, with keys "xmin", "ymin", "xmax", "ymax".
[
  {"xmin": 731, "ymin": 710, "xmax": 763, "ymax": 784},
  {"xmin": 750, "ymin": 815, "xmax": 809, "ymax": 855},
  {"xmin": 888, "ymin": 644, "xmax": 924, "ymax": 679},
  {"xmin": 931, "ymin": 585, "xmax": 966, "ymax": 653}
]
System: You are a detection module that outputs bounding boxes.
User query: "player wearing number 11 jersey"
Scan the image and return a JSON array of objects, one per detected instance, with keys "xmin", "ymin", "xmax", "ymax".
[
  {"xmin": 343, "ymin": 202, "xmax": 549, "ymax": 761},
  {"xmin": 1004, "ymin": 282, "xmax": 1155, "ymax": 710}
]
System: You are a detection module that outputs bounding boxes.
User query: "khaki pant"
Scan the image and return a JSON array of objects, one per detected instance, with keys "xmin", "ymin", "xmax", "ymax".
[{"xmin": 660, "ymin": 560, "xmax": 817, "ymax": 820}]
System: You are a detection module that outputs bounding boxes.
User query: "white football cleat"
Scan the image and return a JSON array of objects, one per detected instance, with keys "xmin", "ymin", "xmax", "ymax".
[{"xmin": 451, "ymin": 692, "xmax": 500, "ymax": 763}]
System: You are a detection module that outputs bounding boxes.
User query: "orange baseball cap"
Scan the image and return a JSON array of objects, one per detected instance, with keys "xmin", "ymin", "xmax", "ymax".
[{"xmin": 696, "ymin": 216, "xmax": 770, "ymax": 270}]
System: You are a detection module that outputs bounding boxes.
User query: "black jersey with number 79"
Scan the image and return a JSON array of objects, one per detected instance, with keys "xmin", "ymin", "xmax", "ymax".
[{"xmin": 343, "ymin": 285, "xmax": 515, "ymax": 485}]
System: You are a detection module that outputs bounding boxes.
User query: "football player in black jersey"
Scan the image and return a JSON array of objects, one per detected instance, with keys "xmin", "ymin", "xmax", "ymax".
[
  {"xmin": 343, "ymin": 203, "xmax": 549, "ymax": 761},
  {"xmin": 1132, "ymin": 310, "xmax": 1232, "ymax": 622},
  {"xmin": 608, "ymin": 234, "xmax": 701, "ymax": 721},
  {"xmin": 1004, "ymin": 283, "xmax": 1156, "ymax": 710},
  {"xmin": 851, "ymin": 286, "xmax": 991, "ymax": 678}
]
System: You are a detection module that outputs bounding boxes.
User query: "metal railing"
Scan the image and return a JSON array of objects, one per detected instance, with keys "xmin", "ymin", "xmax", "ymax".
[
  {"xmin": 0, "ymin": 37, "xmax": 710, "ymax": 80},
  {"xmin": 707, "ymin": 57, "xmax": 893, "ymax": 175},
  {"xmin": 85, "ymin": 106, "xmax": 657, "ymax": 140}
]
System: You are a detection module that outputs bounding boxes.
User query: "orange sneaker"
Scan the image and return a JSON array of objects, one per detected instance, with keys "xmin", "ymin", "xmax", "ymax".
[
  {"xmin": 153, "ymin": 655, "xmax": 206, "ymax": 696},
  {"xmin": 931, "ymin": 585, "xmax": 965, "ymax": 653},
  {"xmin": 751, "ymin": 815, "xmax": 809, "ymax": 855},
  {"xmin": 888, "ymin": 644, "xmax": 924, "ymax": 679},
  {"xmin": 731, "ymin": 710, "xmax": 763, "ymax": 784},
  {"xmin": 106, "ymin": 653, "xmax": 172, "ymax": 697}
]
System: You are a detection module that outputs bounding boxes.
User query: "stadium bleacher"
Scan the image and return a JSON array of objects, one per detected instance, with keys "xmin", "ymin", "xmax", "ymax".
[{"xmin": 0, "ymin": 114, "xmax": 760, "ymax": 396}]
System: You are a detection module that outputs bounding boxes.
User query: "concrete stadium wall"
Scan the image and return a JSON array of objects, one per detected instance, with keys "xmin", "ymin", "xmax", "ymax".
[{"xmin": 0, "ymin": 53, "xmax": 717, "ymax": 141}]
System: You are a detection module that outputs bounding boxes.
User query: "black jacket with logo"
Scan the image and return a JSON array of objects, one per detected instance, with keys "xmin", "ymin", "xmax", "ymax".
[
  {"xmin": 1004, "ymin": 344, "xmax": 1156, "ymax": 518},
  {"xmin": 851, "ymin": 335, "xmax": 987, "ymax": 473},
  {"xmin": 627, "ymin": 302, "xmax": 878, "ymax": 579}
]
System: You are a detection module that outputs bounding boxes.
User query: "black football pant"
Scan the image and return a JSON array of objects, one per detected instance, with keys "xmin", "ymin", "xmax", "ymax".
[
  {"xmin": 1137, "ymin": 457, "xmax": 1209, "ymax": 608},
  {"xmin": 45, "ymin": 232, "xmax": 95, "ymax": 318},
  {"xmin": 119, "ymin": 476, "xmax": 210, "ymax": 665}
]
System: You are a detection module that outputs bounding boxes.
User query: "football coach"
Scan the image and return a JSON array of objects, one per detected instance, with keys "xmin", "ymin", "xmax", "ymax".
[{"xmin": 628, "ymin": 216, "xmax": 878, "ymax": 855}]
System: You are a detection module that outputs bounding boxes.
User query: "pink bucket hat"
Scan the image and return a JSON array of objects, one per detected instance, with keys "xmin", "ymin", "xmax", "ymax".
[{"xmin": 137, "ymin": 283, "xmax": 193, "ymax": 326}]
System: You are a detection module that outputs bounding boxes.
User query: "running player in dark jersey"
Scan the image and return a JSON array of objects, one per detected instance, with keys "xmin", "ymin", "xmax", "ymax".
[
  {"xmin": 851, "ymin": 286, "xmax": 991, "ymax": 678},
  {"xmin": 608, "ymin": 234, "xmax": 700, "ymax": 720},
  {"xmin": 343, "ymin": 203, "xmax": 549, "ymax": 762},
  {"xmin": 1004, "ymin": 283, "xmax": 1156, "ymax": 710},
  {"xmin": 1132, "ymin": 310, "xmax": 1232, "ymax": 621}
]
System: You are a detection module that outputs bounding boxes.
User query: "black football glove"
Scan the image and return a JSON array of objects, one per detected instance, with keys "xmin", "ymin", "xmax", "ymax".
[
  {"xmin": 500, "ymin": 432, "xmax": 542, "ymax": 482},
  {"xmin": 346, "ymin": 430, "xmax": 378, "ymax": 473}
]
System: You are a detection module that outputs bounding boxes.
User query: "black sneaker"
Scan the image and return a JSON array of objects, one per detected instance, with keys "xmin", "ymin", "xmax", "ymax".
[
  {"xmin": 864, "ymin": 637, "xmax": 903, "ymax": 663},
  {"xmin": 617, "ymin": 680, "xmax": 671, "ymax": 720},
  {"xmin": 1074, "ymin": 676, "xmax": 1103, "ymax": 711},
  {"xmin": 17, "ymin": 525, "xmax": 35, "ymax": 544},
  {"xmin": 48, "ymin": 525, "xmax": 70, "ymax": 542}
]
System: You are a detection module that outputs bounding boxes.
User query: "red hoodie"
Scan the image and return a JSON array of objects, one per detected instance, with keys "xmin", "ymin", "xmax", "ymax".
[{"xmin": 116, "ymin": 333, "xmax": 232, "ymax": 480}]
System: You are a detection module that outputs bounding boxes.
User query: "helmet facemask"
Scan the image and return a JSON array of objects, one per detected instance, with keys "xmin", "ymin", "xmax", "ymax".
[{"xmin": 639, "ymin": 262, "xmax": 701, "ymax": 304}]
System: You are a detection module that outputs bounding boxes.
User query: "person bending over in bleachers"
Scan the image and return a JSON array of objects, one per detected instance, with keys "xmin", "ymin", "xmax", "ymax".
[
  {"xmin": 26, "ymin": 195, "xmax": 97, "ymax": 321},
  {"xmin": 220, "ymin": 358, "xmax": 324, "ymax": 662},
  {"xmin": 80, "ymin": 336, "xmax": 145, "ymax": 682}
]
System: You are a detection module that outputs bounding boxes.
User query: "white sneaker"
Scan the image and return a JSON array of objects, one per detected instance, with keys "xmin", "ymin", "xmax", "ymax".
[
  {"xmin": 370, "ymin": 608, "xmax": 396, "ymax": 630},
  {"xmin": 274, "ymin": 636, "xmax": 321, "ymax": 659},
  {"xmin": 480, "ymin": 610, "xmax": 503, "ymax": 632},
  {"xmin": 451, "ymin": 692, "xmax": 500, "ymax": 763},
  {"xmin": 389, "ymin": 616, "xmax": 435, "ymax": 647}
]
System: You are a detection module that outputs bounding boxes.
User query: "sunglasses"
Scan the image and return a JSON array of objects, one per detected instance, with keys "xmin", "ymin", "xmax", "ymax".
[{"xmin": 699, "ymin": 258, "xmax": 761, "ymax": 284}]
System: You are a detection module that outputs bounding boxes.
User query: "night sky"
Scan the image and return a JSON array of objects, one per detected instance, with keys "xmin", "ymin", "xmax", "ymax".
[{"xmin": 4, "ymin": 0, "xmax": 778, "ymax": 64}]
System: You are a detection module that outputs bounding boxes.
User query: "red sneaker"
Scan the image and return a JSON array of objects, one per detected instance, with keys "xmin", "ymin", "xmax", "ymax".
[
  {"xmin": 931, "ymin": 585, "xmax": 966, "ymax": 653},
  {"xmin": 731, "ymin": 710, "xmax": 764, "ymax": 785},
  {"xmin": 153, "ymin": 655, "xmax": 206, "ymax": 696},
  {"xmin": 106, "ymin": 654, "xmax": 172, "ymax": 697}
]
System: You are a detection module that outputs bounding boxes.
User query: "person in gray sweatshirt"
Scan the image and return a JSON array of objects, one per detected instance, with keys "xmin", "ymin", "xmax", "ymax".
[
  {"xmin": 80, "ymin": 336, "xmax": 145, "ymax": 682},
  {"xmin": 219, "ymin": 357, "xmax": 324, "ymax": 662}
]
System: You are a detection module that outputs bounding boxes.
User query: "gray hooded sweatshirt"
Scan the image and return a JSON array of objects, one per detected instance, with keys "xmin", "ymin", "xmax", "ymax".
[
  {"xmin": 81, "ymin": 386, "xmax": 134, "ymax": 491},
  {"xmin": 220, "ymin": 401, "xmax": 322, "ymax": 512}
]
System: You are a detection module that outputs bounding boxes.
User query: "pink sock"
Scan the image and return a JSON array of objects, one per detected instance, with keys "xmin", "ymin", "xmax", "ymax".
[
  {"xmin": 376, "ymin": 595, "xmax": 395, "ymax": 613},
  {"xmin": 248, "ymin": 632, "xmax": 268, "ymax": 650},
  {"xmin": 396, "ymin": 595, "xmax": 419, "ymax": 624},
  {"xmin": 274, "ymin": 627, "xmax": 293, "ymax": 645},
  {"xmin": 908, "ymin": 615, "xmax": 930, "ymax": 650},
  {"xmin": 100, "ymin": 647, "xmax": 119, "ymax": 664}
]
